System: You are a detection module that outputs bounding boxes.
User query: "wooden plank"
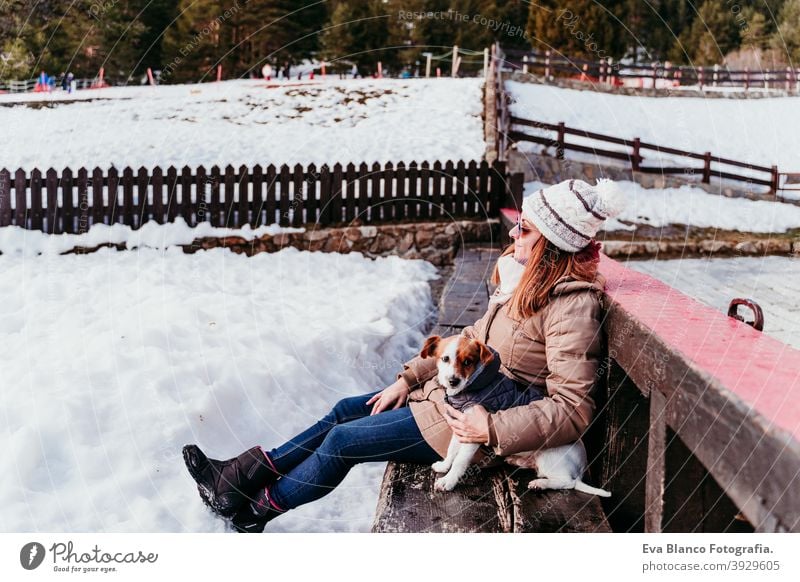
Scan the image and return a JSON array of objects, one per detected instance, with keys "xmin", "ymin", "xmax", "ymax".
[
  {"xmin": 455, "ymin": 161, "xmax": 466, "ymax": 218},
  {"xmin": 407, "ymin": 161, "xmax": 418, "ymax": 219},
  {"xmin": 264, "ymin": 164, "xmax": 278, "ymax": 225},
  {"xmin": 122, "ymin": 167, "xmax": 134, "ymax": 227},
  {"xmin": 292, "ymin": 163, "xmax": 304, "ymax": 228},
  {"xmin": 466, "ymin": 161, "xmax": 478, "ymax": 217},
  {"xmin": 344, "ymin": 162, "xmax": 356, "ymax": 223},
  {"xmin": 61, "ymin": 168, "xmax": 74, "ymax": 234},
  {"xmin": 508, "ymin": 468, "xmax": 612, "ymax": 532},
  {"xmin": 237, "ymin": 164, "xmax": 249, "ymax": 228},
  {"xmin": 419, "ymin": 161, "xmax": 430, "ymax": 220},
  {"xmin": 597, "ymin": 360, "xmax": 648, "ymax": 532},
  {"xmin": 318, "ymin": 164, "xmax": 331, "ymax": 226},
  {"xmin": 92, "ymin": 167, "xmax": 104, "ymax": 226},
  {"xmin": 0, "ymin": 168, "xmax": 12, "ymax": 227},
  {"xmin": 251, "ymin": 164, "xmax": 264, "ymax": 227},
  {"xmin": 306, "ymin": 164, "xmax": 318, "ymax": 225},
  {"xmin": 137, "ymin": 166, "xmax": 149, "ymax": 229},
  {"xmin": 194, "ymin": 165, "xmax": 206, "ymax": 225},
  {"xmin": 372, "ymin": 462, "xmax": 506, "ymax": 533},
  {"xmin": 357, "ymin": 162, "xmax": 369, "ymax": 221},
  {"xmin": 278, "ymin": 165, "xmax": 290, "ymax": 227},
  {"xmin": 152, "ymin": 167, "xmax": 164, "ymax": 225},
  {"xmin": 383, "ymin": 162, "xmax": 394, "ymax": 222},
  {"xmin": 45, "ymin": 168, "xmax": 59, "ymax": 234},
  {"xmin": 370, "ymin": 162, "xmax": 381, "ymax": 222},
  {"xmin": 395, "ymin": 162, "xmax": 406, "ymax": 221},
  {"xmin": 224, "ymin": 165, "xmax": 235, "ymax": 228},
  {"xmin": 107, "ymin": 167, "xmax": 119, "ymax": 224},
  {"xmin": 431, "ymin": 161, "xmax": 442, "ymax": 219},
  {"xmin": 77, "ymin": 168, "xmax": 89, "ymax": 233},
  {"xmin": 330, "ymin": 163, "xmax": 343, "ymax": 225},
  {"xmin": 477, "ymin": 160, "xmax": 490, "ymax": 216},
  {"xmin": 9, "ymin": 169, "xmax": 28, "ymax": 231},
  {"xmin": 166, "ymin": 166, "xmax": 178, "ymax": 223},
  {"xmin": 180, "ymin": 166, "xmax": 192, "ymax": 226},
  {"xmin": 443, "ymin": 161, "xmax": 455, "ymax": 218},
  {"xmin": 644, "ymin": 389, "xmax": 667, "ymax": 532},
  {"xmin": 29, "ymin": 168, "xmax": 43, "ymax": 231},
  {"xmin": 209, "ymin": 165, "xmax": 222, "ymax": 226}
]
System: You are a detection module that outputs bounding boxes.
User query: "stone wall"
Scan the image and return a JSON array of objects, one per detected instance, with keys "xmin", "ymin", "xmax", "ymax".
[{"xmin": 66, "ymin": 219, "xmax": 501, "ymax": 266}]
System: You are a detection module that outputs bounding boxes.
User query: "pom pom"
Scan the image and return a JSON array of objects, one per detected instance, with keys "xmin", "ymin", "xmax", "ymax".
[{"xmin": 594, "ymin": 178, "xmax": 626, "ymax": 219}]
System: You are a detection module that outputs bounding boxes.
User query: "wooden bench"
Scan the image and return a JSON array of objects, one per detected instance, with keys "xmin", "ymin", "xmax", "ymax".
[{"xmin": 371, "ymin": 242, "xmax": 612, "ymax": 533}]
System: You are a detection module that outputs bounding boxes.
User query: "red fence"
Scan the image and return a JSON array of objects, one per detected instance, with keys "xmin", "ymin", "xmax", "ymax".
[
  {"xmin": 502, "ymin": 47, "xmax": 800, "ymax": 93},
  {"xmin": 0, "ymin": 161, "xmax": 512, "ymax": 234}
]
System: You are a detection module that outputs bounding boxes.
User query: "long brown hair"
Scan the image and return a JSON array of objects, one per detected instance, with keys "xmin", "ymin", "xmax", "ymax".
[{"xmin": 491, "ymin": 237, "xmax": 600, "ymax": 319}]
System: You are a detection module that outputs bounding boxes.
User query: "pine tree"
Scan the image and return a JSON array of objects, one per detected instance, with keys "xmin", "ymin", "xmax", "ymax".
[
  {"xmin": 772, "ymin": 0, "xmax": 800, "ymax": 63},
  {"xmin": 526, "ymin": 0, "xmax": 620, "ymax": 61},
  {"xmin": 321, "ymin": 0, "xmax": 398, "ymax": 75},
  {"xmin": 673, "ymin": 0, "xmax": 741, "ymax": 65}
]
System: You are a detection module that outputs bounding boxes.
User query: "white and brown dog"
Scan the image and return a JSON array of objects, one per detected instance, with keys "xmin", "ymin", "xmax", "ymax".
[{"xmin": 420, "ymin": 334, "xmax": 610, "ymax": 497}]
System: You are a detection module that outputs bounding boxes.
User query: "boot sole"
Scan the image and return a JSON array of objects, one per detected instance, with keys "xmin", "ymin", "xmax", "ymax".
[{"xmin": 182, "ymin": 446, "xmax": 240, "ymax": 519}]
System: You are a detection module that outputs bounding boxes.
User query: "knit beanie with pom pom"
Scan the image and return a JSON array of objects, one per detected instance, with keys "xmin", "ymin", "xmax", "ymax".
[{"xmin": 521, "ymin": 178, "xmax": 626, "ymax": 253}]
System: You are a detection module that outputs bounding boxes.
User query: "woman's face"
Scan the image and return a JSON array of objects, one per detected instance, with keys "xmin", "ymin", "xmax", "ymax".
[{"xmin": 509, "ymin": 213, "xmax": 542, "ymax": 262}]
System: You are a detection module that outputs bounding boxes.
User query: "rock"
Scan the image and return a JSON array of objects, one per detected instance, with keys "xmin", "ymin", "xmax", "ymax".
[{"xmin": 415, "ymin": 228, "xmax": 434, "ymax": 248}]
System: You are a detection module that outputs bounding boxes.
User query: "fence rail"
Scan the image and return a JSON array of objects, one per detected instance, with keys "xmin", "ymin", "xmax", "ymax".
[
  {"xmin": 0, "ymin": 160, "xmax": 510, "ymax": 234},
  {"xmin": 508, "ymin": 117, "xmax": 779, "ymax": 192},
  {"xmin": 502, "ymin": 47, "xmax": 800, "ymax": 92}
]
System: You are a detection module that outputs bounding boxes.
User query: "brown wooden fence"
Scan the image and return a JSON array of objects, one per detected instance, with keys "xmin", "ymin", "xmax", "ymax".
[
  {"xmin": 502, "ymin": 46, "xmax": 800, "ymax": 92},
  {"xmin": 508, "ymin": 117, "xmax": 779, "ymax": 192},
  {"xmin": 0, "ymin": 160, "xmax": 513, "ymax": 234}
]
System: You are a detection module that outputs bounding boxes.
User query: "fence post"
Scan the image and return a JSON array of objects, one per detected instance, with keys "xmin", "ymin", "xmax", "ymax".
[
  {"xmin": 599, "ymin": 58, "xmax": 606, "ymax": 84},
  {"xmin": 522, "ymin": 55, "xmax": 529, "ymax": 75},
  {"xmin": 698, "ymin": 67, "xmax": 704, "ymax": 90},
  {"xmin": 771, "ymin": 166, "xmax": 779, "ymax": 195},
  {"xmin": 786, "ymin": 67, "xmax": 791, "ymax": 92},
  {"xmin": 632, "ymin": 138, "xmax": 641, "ymax": 173},
  {"xmin": 702, "ymin": 152, "xmax": 712, "ymax": 184},
  {"xmin": 483, "ymin": 48, "xmax": 489, "ymax": 79},
  {"xmin": 652, "ymin": 62, "xmax": 658, "ymax": 92},
  {"xmin": 557, "ymin": 122, "xmax": 565, "ymax": 160},
  {"xmin": 713, "ymin": 64, "xmax": 719, "ymax": 87},
  {"xmin": 745, "ymin": 67, "xmax": 749, "ymax": 91},
  {"xmin": 608, "ymin": 58, "xmax": 614, "ymax": 86},
  {"xmin": 452, "ymin": 46, "xmax": 458, "ymax": 77},
  {"xmin": 545, "ymin": 50, "xmax": 551, "ymax": 80}
]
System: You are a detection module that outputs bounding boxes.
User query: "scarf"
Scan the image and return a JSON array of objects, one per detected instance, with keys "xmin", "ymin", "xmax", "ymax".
[{"xmin": 488, "ymin": 254, "xmax": 528, "ymax": 306}]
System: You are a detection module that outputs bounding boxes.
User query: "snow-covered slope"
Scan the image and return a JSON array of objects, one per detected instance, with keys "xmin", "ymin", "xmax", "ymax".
[
  {"xmin": 0, "ymin": 247, "xmax": 439, "ymax": 532},
  {"xmin": 507, "ymin": 81, "xmax": 800, "ymax": 171},
  {"xmin": 0, "ymin": 78, "xmax": 485, "ymax": 170}
]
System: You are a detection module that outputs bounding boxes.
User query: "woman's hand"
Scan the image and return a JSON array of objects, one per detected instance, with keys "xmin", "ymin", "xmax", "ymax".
[
  {"xmin": 443, "ymin": 403, "xmax": 490, "ymax": 444},
  {"xmin": 366, "ymin": 379, "xmax": 410, "ymax": 415}
]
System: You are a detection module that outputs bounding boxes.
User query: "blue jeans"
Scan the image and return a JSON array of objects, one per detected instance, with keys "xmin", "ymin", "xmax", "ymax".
[{"xmin": 263, "ymin": 390, "xmax": 441, "ymax": 511}]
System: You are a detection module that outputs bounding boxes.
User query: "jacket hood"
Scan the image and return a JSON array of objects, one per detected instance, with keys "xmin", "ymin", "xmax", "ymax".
[
  {"xmin": 549, "ymin": 271, "xmax": 606, "ymax": 297},
  {"xmin": 460, "ymin": 345, "xmax": 502, "ymax": 393}
]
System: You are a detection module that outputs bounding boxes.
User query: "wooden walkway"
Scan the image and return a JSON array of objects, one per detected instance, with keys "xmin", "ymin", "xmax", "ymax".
[{"xmin": 372, "ymin": 243, "xmax": 611, "ymax": 532}]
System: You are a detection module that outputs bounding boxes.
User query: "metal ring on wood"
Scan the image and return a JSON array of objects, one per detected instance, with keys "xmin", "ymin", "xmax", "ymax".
[{"xmin": 727, "ymin": 298, "xmax": 764, "ymax": 331}]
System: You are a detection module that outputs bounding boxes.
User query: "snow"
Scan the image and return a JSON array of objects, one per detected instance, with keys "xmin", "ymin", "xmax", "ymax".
[
  {"xmin": 0, "ymin": 247, "xmax": 439, "ymax": 532},
  {"xmin": 0, "ymin": 218, "xmax": 303, "ymax": 257},
  {"xmin": 507, "ymin": 81, "xmax": 800, "ymax": 172},
  {"xmin": 524, "ymin": 180, "xmax": 800, "ymax": 233},
  {"xmin": 0, "ymin": 78, "xmax": 485, "ymax": 170},
  {"xmin": 627, "ymin": 256, "xmax": 800, "ymax": 350}
]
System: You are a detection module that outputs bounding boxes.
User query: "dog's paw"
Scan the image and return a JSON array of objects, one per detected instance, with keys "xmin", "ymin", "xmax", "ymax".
[
  {"xmin": 434, "ymin": 476, "xmax": 458, "ymax": 492},
  {"xmin": 527, "ymin": 479, "xmax": 547, "ymax": 491},
  {"xmin": 431, "ymin": 461, "xmax": 450, "ymax": 473}
]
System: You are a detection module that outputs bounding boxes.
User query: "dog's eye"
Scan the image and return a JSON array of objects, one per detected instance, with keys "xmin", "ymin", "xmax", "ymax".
[
  {"xmin": 463, "ymin": 359, "xmax": 472, "ymax": 367},
  {"xmin": 441, "ymin": 355, "xmax": 449, "ymax": 363}
]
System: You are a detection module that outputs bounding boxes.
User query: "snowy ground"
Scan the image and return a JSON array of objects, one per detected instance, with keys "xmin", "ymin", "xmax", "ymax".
[
  {"xmin": 524, "ymin": 180, "xmax": 800, "ymax": 234},
  {"xmin": 627, "ymin": 256, "xmax": 800, "ymax": 350},
  {"xmin": 507, "ymin": 81, "xmax": 800, "ymax": 174},
  {"xmin": 0, "ymin": 78, "xmax": 485, "ymax": 170},
  {"xmin": 0, "ymin": 247, "xmax": 439, "ymax": 532}
]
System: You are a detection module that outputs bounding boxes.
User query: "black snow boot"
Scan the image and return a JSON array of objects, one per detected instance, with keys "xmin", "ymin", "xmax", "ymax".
[
  {"xmin": 231, "ymin": 487, "xmax": 287, "ymax": 533},
  {"xmin": 182, "ymin": 444, "xmax": 279, "ymax": 518}
]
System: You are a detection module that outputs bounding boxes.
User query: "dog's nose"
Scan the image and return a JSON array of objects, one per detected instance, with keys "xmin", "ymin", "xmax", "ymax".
[{"xmin": 448, "ymin": 377, "xmax": 460, "ymax": 387}]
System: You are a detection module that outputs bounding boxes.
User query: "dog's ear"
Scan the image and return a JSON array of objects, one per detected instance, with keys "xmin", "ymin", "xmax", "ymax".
[
  {"xmin": 476, "ymin": 342, "xmax": 495, "ymax": 366},
  {"xmin": 420, "ymin": 336, "xmax": 440, "ymax": 359}
]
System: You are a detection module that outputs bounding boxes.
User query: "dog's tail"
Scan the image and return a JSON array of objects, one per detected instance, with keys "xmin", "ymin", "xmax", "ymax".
[{"xmin": 574, "ymin": 480, "xmax": 611, "ymax": 497}]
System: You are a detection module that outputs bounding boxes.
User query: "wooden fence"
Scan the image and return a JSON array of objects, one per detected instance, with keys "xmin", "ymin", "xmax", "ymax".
[
  {"xmin": 0, "ymin": 161, "xmax": 513, "ymax": 234},
  {"xmin": 502, "ymin": 47, "xmax": 800, "ymax": 92},
  {"xmin": 508, "ymin": 117, "xmax": 779, "ymax": 192}
]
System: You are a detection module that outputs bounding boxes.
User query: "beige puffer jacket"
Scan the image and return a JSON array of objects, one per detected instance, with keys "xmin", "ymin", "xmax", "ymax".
[{"xmin": 397, "ymin": 272, "xmax": 606, "ymax": 461}]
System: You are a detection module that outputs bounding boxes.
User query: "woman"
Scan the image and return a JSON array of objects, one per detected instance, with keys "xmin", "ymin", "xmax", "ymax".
[{"xmin": 183, "ymin": 177, "xmax": 625, "ymax": 532}]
